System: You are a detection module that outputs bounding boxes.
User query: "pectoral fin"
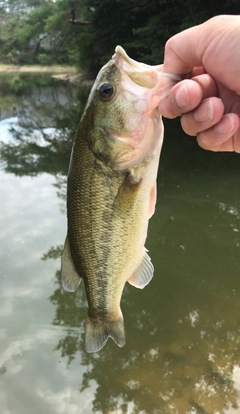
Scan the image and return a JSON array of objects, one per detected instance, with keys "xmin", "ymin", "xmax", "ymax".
[
  {"xmin": 128, "ymin": 248, "xmax": 154, "ymax": 289},
  {"xmin": 61, "ymin": 236, "xmax": 81, "ymax": 292}
]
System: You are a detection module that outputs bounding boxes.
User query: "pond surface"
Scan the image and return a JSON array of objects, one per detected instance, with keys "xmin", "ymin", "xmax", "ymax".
[{"xmin": 1, "ymin": 73, "xmax": 240, "ymax": 414}]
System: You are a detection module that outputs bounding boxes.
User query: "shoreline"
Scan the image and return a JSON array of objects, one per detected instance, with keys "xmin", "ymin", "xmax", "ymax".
[
  {"xmin": 52, "ymin": 73, "xmax": 94, "ymax": 88},
  {"xmin": 0, "ymin": 64, "xmax": 94, "ymax": 88},
  {"xmin": 0, "ymin": 65, "xmax": 77, "ymax": 73}
]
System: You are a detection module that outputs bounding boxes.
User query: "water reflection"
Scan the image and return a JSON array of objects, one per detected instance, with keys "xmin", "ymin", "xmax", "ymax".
[
  {"xmin": 0, "ymin": 73, "xmax": 88, "ymax": 177},
  {"xmin": 1, "ymin": 73, "xmax": 240, "ymax": 413},
  {"xmin": 46, "ymin": 251, "xmax": 240, "ymax": 413}
]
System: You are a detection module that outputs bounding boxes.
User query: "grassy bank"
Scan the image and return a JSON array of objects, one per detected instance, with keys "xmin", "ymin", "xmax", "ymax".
[
  {"xmin": 0, "ymin": 64, "xmax": 77, "ymax": 73},
  {"xmin": 0, "ymin": 64, "xmax": 94, "ymax": 88}
]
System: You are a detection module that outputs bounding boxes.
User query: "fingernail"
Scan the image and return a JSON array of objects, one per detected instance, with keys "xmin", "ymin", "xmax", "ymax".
[
  {"xmin": 214, "ymin": 114, "xmax": 234, "ymax": 135},
  {"xmin": 175, "ymin": 84, "xmax": 190, "ymax": 108},
  {"xmin": 194, "ymin": 99, "xmax": 213, "ymax": 122}
]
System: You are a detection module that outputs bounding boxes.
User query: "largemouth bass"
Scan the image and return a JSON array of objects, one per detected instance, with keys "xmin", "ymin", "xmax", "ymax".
[{"xmin": 61, "ymin": 46, "xmax": 180, "ymax": 353}]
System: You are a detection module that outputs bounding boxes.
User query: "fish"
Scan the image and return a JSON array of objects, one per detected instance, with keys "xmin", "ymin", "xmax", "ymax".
[{"xmin": 61, "ymin": 46, "xmax": 180, "ymax": 353}]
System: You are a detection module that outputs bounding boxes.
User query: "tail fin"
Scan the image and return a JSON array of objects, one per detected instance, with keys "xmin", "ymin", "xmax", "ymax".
[{"xmin": 85, "ymin": 315, "xmax": 126, "ymax": 353}]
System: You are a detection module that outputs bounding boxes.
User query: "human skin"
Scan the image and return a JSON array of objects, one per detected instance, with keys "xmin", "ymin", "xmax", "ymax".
[{"xmin": 159, "ymin": 15, "xmax": 240, "ymax": 152}]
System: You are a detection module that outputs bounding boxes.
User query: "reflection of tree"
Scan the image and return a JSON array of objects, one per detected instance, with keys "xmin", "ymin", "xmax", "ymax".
[
  {"xmin": 0, "ymin": 73, "xmax": 88, "ymax": 177},
  {"xmin": 44, "ymin": 119, "xmax": 240, "ymax": 412},
  {"xmin": 1, "ymin": 127, "xmax": 71, "ymax": 176},
  {"xmin": 41, "ymin": 114, "xmax": 240, "ymax": 413},
  {"xmin": 49, "ymin": 269, "xmax": 86, "ymax": 365},
  {"xmin": 3, "ymin": 73, "xmax": 240, "ymax": 413},
  {"xmin": 45, "ymin": 246, "xmax": 240, "ymax": 414}
]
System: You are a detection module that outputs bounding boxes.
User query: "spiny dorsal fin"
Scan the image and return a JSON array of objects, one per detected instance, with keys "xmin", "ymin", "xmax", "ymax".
[
  {"xmin": 128, "ymin": 248, "xmax": 154, "ymax": 289},
  {"xmin": 61, "ymin": 236, "xmax": 81, "ymax": 292}
]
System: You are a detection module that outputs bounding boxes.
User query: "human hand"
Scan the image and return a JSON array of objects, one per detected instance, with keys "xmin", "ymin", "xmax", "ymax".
[{"xmin": 159, "ymin": 15, "xmax": 240, "ymax": 152}]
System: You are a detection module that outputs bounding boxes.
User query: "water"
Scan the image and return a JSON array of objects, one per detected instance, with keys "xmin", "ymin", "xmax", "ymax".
[{"xmin": 1, "ymin": 73, "xmax": 240, "ymax": 414}]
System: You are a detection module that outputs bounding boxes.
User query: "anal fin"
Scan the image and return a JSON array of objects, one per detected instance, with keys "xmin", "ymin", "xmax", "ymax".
[
  {"xmin": 61, "ymin": 236, "xmax": 81, "ymax": 292},
  {"xmin": 128, "ymin": 248, "xmax": 154, "ymax": 289}
]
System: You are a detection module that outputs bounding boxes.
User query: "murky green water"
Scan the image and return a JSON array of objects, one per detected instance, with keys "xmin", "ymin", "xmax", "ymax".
[{"xmin": 1, "ymin": 73, "xmax": 240, "ymax": 414}]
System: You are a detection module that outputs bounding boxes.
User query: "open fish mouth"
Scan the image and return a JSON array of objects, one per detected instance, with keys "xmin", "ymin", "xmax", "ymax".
[
  {"xmin": 113, "ymin": 45, "xmax": 160, "ymax": 88},
  {"xmin": 113, "ymin": 45, "xmax": 182, "ymax": 89}
]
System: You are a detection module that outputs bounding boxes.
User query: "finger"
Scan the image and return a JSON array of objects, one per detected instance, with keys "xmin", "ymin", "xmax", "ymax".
[
  {"xmin": 191, "ymin": 74, "xmax": 218, "ymax": 100},
  {"xmin": 158, "ymin": 97, "xmax": 178, "ymax": 119},
  {"xmin": 180, "ymin": 97, "xmax": 224, "ymax": 136},
  {"xmin": 191, "ymin": 67, "xmax": 206, "ymax": 77},
  {"xmin": 159, "ymin": 75, "xmax": 218, "ymax": 118},
  {"xmin": 197, "ymin": 113, "xmax": 240, "ymax": 152},
  {"xmin": 159, "ymin": 79, "xmax": 203, "ymax": 118},
  {"xmin": 170, "ymin": 80, "xmax": 203, "ymax": 115}
]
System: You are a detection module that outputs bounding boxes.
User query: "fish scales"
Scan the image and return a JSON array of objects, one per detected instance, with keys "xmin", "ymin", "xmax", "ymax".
[
  {"xmin": 61, "ymin": 45, "xmax": 179, "ymax": 352},
  {"xmin": 68, "ymin": 124, "xmax": 149, "ymax": 316}
]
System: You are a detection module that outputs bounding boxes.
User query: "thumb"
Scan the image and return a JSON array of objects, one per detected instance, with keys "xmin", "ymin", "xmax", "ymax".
[
  {"xmin": 163, "ymin": 24, "xmax": 204, "ymax": 74},
  {"xmin": 163, "ymin": 15, "xmax": 240, "ymax": 78}
]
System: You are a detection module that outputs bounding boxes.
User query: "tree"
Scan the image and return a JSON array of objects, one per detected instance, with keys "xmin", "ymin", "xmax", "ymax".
[
  {"xmin": 0, "ymin": 0, "xmax": 240, "ymax": 73},
  {"xmin": 0, "ymin": 0, "xmax": 86, "ymax": 65},
  {"xmin": 73, "ymin": 0, "xmax": 240, "ymax": 74}
]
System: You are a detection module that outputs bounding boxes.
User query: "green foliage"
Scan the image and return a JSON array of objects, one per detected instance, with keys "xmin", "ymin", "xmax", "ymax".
[
  {"xmin": 0, "ymin": 0, "xmax": 239, "ymax": 72},
  {"xmin": 72, "ymin": 0, "xmax": 240, "ymax": 74},
  {"xmin": 0, "ymin": 0, "xmax": 86, "ymax": 65}
]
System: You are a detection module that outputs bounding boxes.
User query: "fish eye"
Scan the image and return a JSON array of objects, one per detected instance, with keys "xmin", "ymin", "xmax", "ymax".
[{"xmin": 97, "ymin": 82, "xmax": 115, "ymax": 101}]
